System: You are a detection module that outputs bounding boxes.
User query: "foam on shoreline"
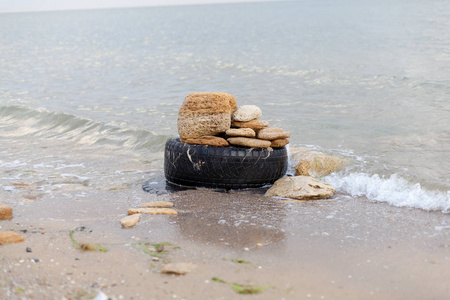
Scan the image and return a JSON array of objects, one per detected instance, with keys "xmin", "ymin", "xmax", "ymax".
[{"xmin": 324, "ymin": 172, "xmax": 450, "ymax": 212}]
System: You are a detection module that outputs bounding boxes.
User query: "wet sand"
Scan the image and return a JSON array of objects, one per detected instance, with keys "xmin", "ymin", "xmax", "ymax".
[{"xmin": 1, "ymin": 182, "xmax": 450, "ymax": 300}]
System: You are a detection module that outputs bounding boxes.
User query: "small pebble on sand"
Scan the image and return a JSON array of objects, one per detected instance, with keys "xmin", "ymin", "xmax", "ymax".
[
  {"xmin": 162, "ymin": 262, "xmax": 197, "ymax": 275},
  {"xmin": 0, "ymin": 231, "xmax": 24, "ymax": 245},
  {"xmin": 139, "ymin": 201, "xmax": 174, "ymax": 208},
  {"xmin": 128, "ymin": 208, "xmax": 178, "ymax": 215},
  {"xmin": 120, "ymin": 214, "xmax": 141, "ymax": 227},
  {"xmin": 0, "ymin": 203, "xmax": 13, "ymax": 219}
]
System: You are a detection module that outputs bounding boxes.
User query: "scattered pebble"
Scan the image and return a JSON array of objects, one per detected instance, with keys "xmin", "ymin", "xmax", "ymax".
[
  {"xmin": 93, "ymin": 291, "xmax": 109, "ymax": 300},
  {"xmin": 139, "ymin": 201, "xmax": 174, "ymax": 208},
  {"xmin": 0, "ymin": 231, "xmax": 24, "ymax": 244},
  {"xmin": 26, "ymin": 247, "xmax": 32, "ymax": 252},
  {"xmin": 162, "ymin": 262, "xmax": 197, "ymax": 275},
  {"xmin": 120, "ymin": 214, "xmax": 141, "ymax": 228},
  {"xmin": 128, "ymin": 208, "xmax": 178, "ymax": 215},
  {"xmin": 0, "ymin": 203, "xmax": 13, "ymax": 219}
]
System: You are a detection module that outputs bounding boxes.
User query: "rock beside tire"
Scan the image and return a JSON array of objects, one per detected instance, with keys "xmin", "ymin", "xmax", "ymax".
[
  {"xmin": 164, "ymin": 138, "xmax": 288, "ymax": 189},
  {"xmin": 295, "ymin": 152, "xmax": 346, "ymax": 177},
  {"xmin": 266, "ymin": 176, "xmax": 335, "ymax": 200}
]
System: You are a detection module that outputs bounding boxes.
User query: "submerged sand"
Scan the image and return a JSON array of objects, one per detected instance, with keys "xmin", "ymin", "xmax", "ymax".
[{"xmin": 1, "ymin": 184, "xmax": 450, "ymax": 299}]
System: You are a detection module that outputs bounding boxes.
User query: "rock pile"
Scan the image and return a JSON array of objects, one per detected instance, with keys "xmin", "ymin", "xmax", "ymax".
[
  {"xmin": 177, "ymin": 93, "xmax": 290, "ymax": 149},
  {"xmin": 174, "ymin": 92, "xmax": 344, "ymax": 201}
]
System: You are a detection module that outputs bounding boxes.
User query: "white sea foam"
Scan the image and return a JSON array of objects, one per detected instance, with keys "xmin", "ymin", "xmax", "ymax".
[
  {"xmin": 324, "ymin": 173, "xmax": 450, "ymax": 212},
  {"xmin": 0, "ymin": 160, "xmax": 26, "ymax": 168}
]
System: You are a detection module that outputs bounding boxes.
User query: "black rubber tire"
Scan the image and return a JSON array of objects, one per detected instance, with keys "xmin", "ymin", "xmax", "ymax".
[{"xmin": 164, "ymin": 138, "xmax": 288, "ymax": 189}]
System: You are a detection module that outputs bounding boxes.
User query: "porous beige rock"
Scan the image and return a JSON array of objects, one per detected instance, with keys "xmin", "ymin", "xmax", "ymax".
[
  {"xmin": 184, "ymin": 136, "xmax": 229, "ymax": 147},
  {"xmin": 120, "ymin": 214, "xmax": 141, "ymax": 227},
  {"xmin": 0, "ymin": 203, "xmax": 13, "ymax": 219},
  {"xmin": 231, "ymin": 119, "xmax": 268, "ymax": 130},
  {"xmin": 162, "ymin": 262, "xmax": 197, "ymax": 275},
  {"xmin": 257, "ymin": 127, "xmax": 291, "ymax": 140},
  {"xmin": 139, "ymin": 201, "xmax": 174, "ymax": 208},
  {"xmin": 266, "ymin": 176, "xmax": 335, "ymax": 200},
  {"xmin": 295, "ymin": 152, "xmax": 346, "ymax": 177},
  {"xmin": 225, "ymin": 128, "xmax": 256, "ymax": 138},
  {"xmin": 128, "ymin": 208, "xmax": 178, "ymax": 215},
  {"xmin": 178, "ymin": 92, "xmax": 236, "ymax": 141},
  {"xmin": 227, "ymin": 137, "xmax": 271, "ymax": 148},
  {"xmin": 216, "ymin": 92, "xmax": 237, "ymax": 112},
  {"xmin": 270, "ymin": 139, "xmax": 289, "ymax": 148},
  {"xmin": 0, "ymin": 231, "xmax": 24, "ymax": 245},
  {"xmin": 232, "ymin": 105, "xmax": 262, "ymax": 122}
]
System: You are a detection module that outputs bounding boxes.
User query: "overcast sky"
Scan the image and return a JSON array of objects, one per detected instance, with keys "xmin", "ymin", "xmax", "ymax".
[{"xmin": 0, "ymin": 0, "xmax": 276, "ymax": 13}]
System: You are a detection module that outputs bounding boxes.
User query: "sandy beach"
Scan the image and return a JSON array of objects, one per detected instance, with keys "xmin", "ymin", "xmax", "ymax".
[
  {"xmin": 1, "ymin": 1, "xmax": 450, "ymax": 299},
  {"xmin": 2, "ymin": 182, "xmax": 450, "ymax": 299}
]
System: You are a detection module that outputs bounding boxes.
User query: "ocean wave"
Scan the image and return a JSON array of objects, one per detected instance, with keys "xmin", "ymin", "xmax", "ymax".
[
  {"xmin": 0, "ymin": 105, "xmax": 170, "ymax": 151},
  {"xmin": 324, "ymin": 172, "xmax": 450, "ymax": 213}
]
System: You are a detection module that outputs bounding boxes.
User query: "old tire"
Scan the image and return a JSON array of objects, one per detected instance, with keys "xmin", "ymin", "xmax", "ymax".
[{"xmin": 164, "ymin": 138, "xmax": 288, "ymax": 189}]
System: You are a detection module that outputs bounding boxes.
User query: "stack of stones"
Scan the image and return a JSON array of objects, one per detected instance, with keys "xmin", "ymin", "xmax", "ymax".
[{"xmin": 177, "ymin": 92, "xmax": 290, "ymax": 149}]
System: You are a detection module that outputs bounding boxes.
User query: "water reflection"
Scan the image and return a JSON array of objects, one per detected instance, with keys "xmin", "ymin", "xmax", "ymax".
[{"xmin": 170, "ymin": 188, "xmax": 286, "ymax": 249}]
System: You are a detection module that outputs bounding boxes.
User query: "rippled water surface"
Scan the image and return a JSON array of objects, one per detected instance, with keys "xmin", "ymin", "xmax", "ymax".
[{"xmin": 1, "ymin": 0, "xmax": 449, "ymax": 211}]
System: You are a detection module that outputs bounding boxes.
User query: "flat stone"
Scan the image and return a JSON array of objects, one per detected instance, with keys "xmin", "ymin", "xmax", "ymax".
[
  {"xmin": 225, "ymin": 128, "xmax": 256, "ymax": 138},
  {"xmin": 231, "ymin": 119, "xmax": 268, "ymax": 130},
  {"xmin": 295, "ymin": 152, "xmax": 346, "ymax": 177},
  {"xmin": 270, "ymin": 138, "xmax": 289, "ymax": 148},
  {"xmin": 232, "ymin": 105, "xmax": 262, "ymax": 122},
  {"xmin": 178, "ymin": 92, "xmax": 236, "ymax": 141},
  {"xmin": 161, "ymin": 262, "xmax": 197, "ymax": 275},
  {"xmin": 266, "ymin": 176, "xmax": 335, "ymax": 200},
  {"xmin": 0, "ymin": 203, "xmax": 13, "ymax": 219},
  {"xmin": 227, "ymin": 137, "xmax": 271, "ymax": 148},
  {"xmin": 120, "ymin": 214, "xmax": 141, "ymax": 227},
  {"xmin": 139, "ymin": 201, "xmax": 174, "ymax": 208},
  {"xmin": 257, "ymin": 127, "xmax": 291, "ymax": 140},
  {"xmin": 128, "ymin": 208, "xmax": 178, "ymax": 215},
  {"xmin": 184, "ymin": 136, "xmax": 229, "ymax": 147},
  {"xmin": 0, "ymin": 231, "xmax": 24, "ymax": 245}
]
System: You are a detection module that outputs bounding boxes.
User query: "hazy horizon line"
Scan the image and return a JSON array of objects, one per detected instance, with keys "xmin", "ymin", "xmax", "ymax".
[{"xmin": 0, "ymin": 0, "xmax": 282, "ymax": 14}]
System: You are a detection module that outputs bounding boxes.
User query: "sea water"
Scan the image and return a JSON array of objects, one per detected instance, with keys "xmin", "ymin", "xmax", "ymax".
[{"xmin": 0, "ymin": 0, "xmax": 449, "ymax": 211}]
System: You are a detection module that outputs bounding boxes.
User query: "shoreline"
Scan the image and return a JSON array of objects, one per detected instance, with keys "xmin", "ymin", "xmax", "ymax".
[{"xmin": 1, "ymin": 185, "xmax": 450, "ymax": 299}]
